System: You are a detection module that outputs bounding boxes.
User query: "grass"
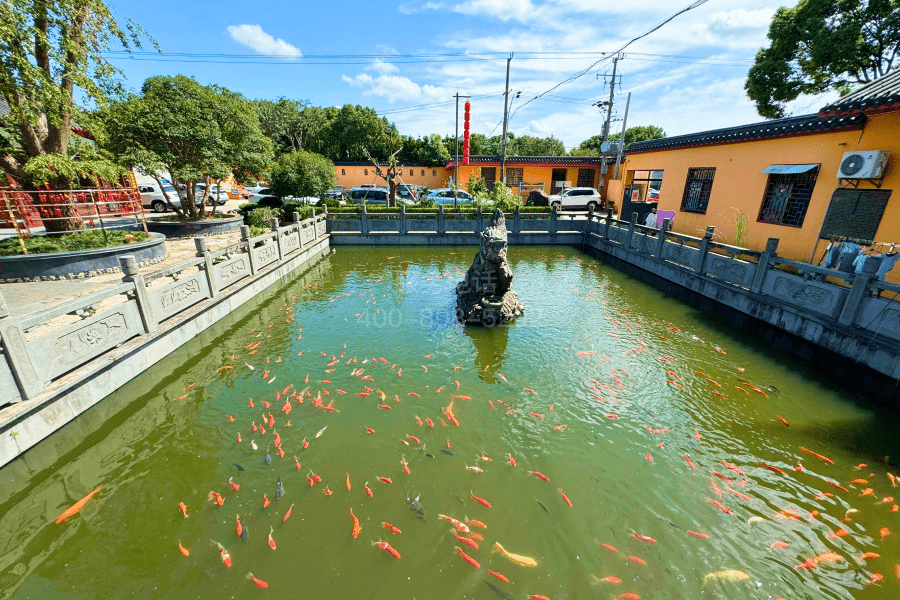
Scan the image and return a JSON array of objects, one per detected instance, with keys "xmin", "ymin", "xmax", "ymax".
[{"xmin": 0, "ymin": 230, "xmax": 150, "ymax": 256}]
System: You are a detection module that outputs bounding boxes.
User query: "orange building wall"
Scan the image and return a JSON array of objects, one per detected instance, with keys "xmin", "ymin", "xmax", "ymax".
[
  {"xmin": 451, "ymin": 164, "xmax": 600, "ymax": 195},
  {"xmin": 607, "ymin": 111, "xmax": 900, "ymax": 279},
  {"xmin": 335, "ymin": 164, "xmax": 448, "ymax": 190}
]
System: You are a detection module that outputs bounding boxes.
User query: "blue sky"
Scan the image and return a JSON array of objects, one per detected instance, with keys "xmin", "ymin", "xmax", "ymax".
[{"xmin": 107, "ymin": 0, "xmax": 837, "ymax": 150}]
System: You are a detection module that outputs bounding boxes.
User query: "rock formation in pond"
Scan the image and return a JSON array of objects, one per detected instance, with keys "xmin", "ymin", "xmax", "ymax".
[{"xmin": 456, "ymin": 208, "xmax": 525, "ymax": 326}]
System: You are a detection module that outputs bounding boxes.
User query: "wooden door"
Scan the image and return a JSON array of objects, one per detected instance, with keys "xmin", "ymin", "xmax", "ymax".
[{"xmin": 481, "ymin": 167, "xmax": 497, "ymax": 191}]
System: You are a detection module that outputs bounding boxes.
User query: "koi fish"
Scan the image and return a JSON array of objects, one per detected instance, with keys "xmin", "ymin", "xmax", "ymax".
[
  {"xmin": 178, "ymin": 541, "xmax": 190, "ymax": 556},
  {"xmin": 489, "ymin": 571, "xmax": 509, "ymax": 583},
  {"xmin": 799, "ymin": 447, "xmax": 834, "ymax": 464},
  {"xmin": 492, "ymin": 542, "xmax": 538, "ymax": 567},
  {"xmin": 263, "ymin": 494, "xmax": 270, "ymax": 508},
  {"xmin": 508, "ymin": 454, "xmax": 517, "ymax": 467},
  {"xmin": 268, "ymin": 526, "xmax": 276, "ymax": 550},
  {"xmin": 529, "ymin": 471, "xmax": 550, "ymax": 482},
  {"xmin": 454, "ymin": 546, "xmax": 480, "ymax": 568},
  {"xmin": 684, "ymin": 455, "xmax": 696, "ymax": 470},
  {"xmin": 471, "ymin": 491, "xmax": 491, "ymax": 507},
  {"xmin": 466, "ymin": 464, "xmax": 484, "ymax": 473},
  {"xmin": 722, "ymin": 461, "xmax": 746, "ymax": 476},
  {"xmin": 229, "ymin": 477, "xmax": 240, "ymax": 492},
  {"xmin": 598, "ymin": 542, "xmax": 617, "ymax": 552},
  {"xmin": 350, "ymin": 508, "xmax": 362, "ymax": 539},
  {"xmin": 828, "ymin": 481, "xmax": 850, "ymax": 492},
  {"xmin": 438, "ymin": 514, "xmax": 470, "ymax": 533},
  {"xmin": 55, "ymin": 485, "xmax": 103, "ymax": 524},
  {"xmin": 179, "ymin": 502, "xmax": 188, "ymax": 518},
  {"xmin": 451, "ymin": 395, "xmax": 471, "ymax": 400},
  {"xmin": 558, "ymin": 488, "xmax": 573, "ymax": 507},
  {"xmin": 283, "ymin": 503, "xmax": 293, "ymax": 522},
  {"xmin": 378, "ymin": 477, "xmax": 393, "ymax": 484},
  {"xmin": 212, "ymin": 540, "xmax": 231, "ymax": 567},
  {"xmin": 407, "ymin": 435, "xmax": 421, "ymax": 444},
  {"xmin": 647, "ymin": 428, "xmax": 669, "ymax": 434},
  {"xmin": 707, "ymin": 498, "xmax": 733, "ymax": 514},
  {"xmin": 694, "ymin": 429, "xmax": 702, "ymax": 441},
  {"xmin": 383, "ymin": 522, "xmax": 402, "ymax": 534},
  {"xmin": 687, "ymin": 531, "xmax": 710, "ymax": 539},
  {"xmin": 373, "ymin": 540, "xmax": 401, "ymax": 558},
  {"xmin": 208, "ymin": 491, "xmax": 225, "ymax": 506},
  {"xmin": 427, "ymin": 418, "xmax": 434, "ymax": 428},
  {"xmin": 760, "ymin": 462, "xmax": 786, "ymax": 475},
  {"xmin": 624, "ymin": 555, "xmax": 646, "ymax": 565},
  {"xmin": 702, "ymin": 570, "xmax": 749, "ymax": 584},
  {"xmin": 466, "ymin": 518, "xmax": 487, "ymax": 529},
  {"xmin": 523, "ymin": 388, "xmax": 536, "ymax": 394},
  {"xmin": 247, "ymin": 573, "xmax": 268, "ymax": 588},
  {"xmin": 592, "ymin": 575, "xmax": 622, "ymax": 584},
  {"xmin": 776, "ymin": 414, "xmax": 789, "ymax": 427}
]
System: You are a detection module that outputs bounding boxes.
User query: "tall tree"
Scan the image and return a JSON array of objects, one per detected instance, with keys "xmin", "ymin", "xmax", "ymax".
[
  {"xmin": 507, "ymin": 134, "xmax": 565, "ymax": 156},
  {"xmin": 746, "ymin": 0, "xmax": 900, "ymax": 119},
  {"xmin": 99, "ymin": 75, "xmax": 273, "ymax": 221},
  {"xmin": 255, "ymin": 97, "xmax": 308, "ymax": 154},
  {"xmin": 574, "ymin": 126, "xmax": 666, "ymax": 154},
  {"xmin": 416, "ymin": 133, "xmax": 451, "ymax": 165},
  {"xmin": 269, "ymin": 150, "xmax": 335, "ymax": 199}
]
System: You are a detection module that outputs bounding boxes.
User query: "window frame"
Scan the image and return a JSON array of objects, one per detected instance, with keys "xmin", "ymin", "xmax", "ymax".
[
  {"xmin": 680, "ymin": 167, "xmax": 716, "ymax": 214},
  {"xmin": 757, "ymin": 167, "xmax": 820, "ymax": 228}
]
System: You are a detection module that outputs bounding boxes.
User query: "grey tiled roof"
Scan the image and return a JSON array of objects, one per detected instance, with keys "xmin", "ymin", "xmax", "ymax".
[
  {"xmin": 819, "ymin": 68, "xmax": 900, "ymax": 117},
  {"xmin": 627, "ymin": 113, "xmax": 867, "ymax": 154}
]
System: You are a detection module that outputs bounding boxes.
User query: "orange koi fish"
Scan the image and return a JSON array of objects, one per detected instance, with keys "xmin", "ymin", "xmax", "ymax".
[
  {"xmin": 624, "ymin": 555, "xmax": 646, "ymax": 565},
  {"xmin": 508, "ymin": 454, "xmax": 516, "ymax": 467},
  {"xmin": 760, "ymin": 462, "xmax": 786, "ymax": 475},
  {"xmin": 632, "ymin": 532, "xmax": 656, "ymax": 543},
  {"xmin": 322, "ymin": 485, "xmax": 332, "ymax": 496},
  {"xmin": 407, "ymin": 435, "xmax": 421, "ymax": 444},
  {"xmin": 523, "ymin": 388, "xmax": 536, "ymax": 394},
  {"xmin": 707, "ymin": 498, "xmax": 733, "ymax": 514},
  {"xmin": 527, "ymin": 596, "xmax": 551, "ymax": 600},
  {"xmin": 212, "ymin": 540, "xmax": 231, "ymax": 567},
  {"xmin": 179, "ymin": 502, "xmax": 188, "ymax": 518},
  {"xmin": 438, "ymin": 514, "xmax": 470, "ymax": 533},
  {"xmin": 350, "ymin": 509, "xmax": 362, "ymax": 539},
  {"xmin": 647, "ymin": 428, "xmax": 669, "ymax": 434},
  {"xmin": 489, "ymin": 571, "xmax": 509, "ymax": 583},
  {"xmin": 470, "ymin": 491, "xmax": 491, "ymax": 507},
  {"xmin": 268, "ymin": 526, "xmax": 276, "ymax": 550},
  {"xmin": 684, "ymin": 455, "xmax": 696, "ymax": 470},
  {"xmin": 247, "ymin": 573, "xmax": 268, "ymax": 588},
  {"xmin": 263, "ymin": 494, "xmax": 270, "ymax": 508},
  {"xmin": 646, "ymin": 453, "xmax": 653, "ymax": 462},
  {"xmin": 594, "ymin": 575, "xmax": 622, "ymax": 583},
  {"xmin": 725, "ymin": 487, "xmax": 753, "ymax": 502},
  {"xmin": 722, "ymin": 461, "xmax": 746, "ymax": 476},
  {"xmin": 799, "ymin": 447, "xmax": 834, "ymax": 464},
  {"xmin": 178, "ymin": 541, "xmax": 190, "ymax": 556},
  {"xmin": 598, "ymin": 542, "xmax": 617, "ymax": 552},
  {"xmin": 383, "ymin": 522, "xmax": 402, "ymax": 534},
  {"xmin": 466, "ymin": 518, "xmax": 487, "ymax": 529},
  {"xmin": 451, "ymin": 394, "xmax": 471, "ymax": 400},
  {"xmin": 378, "ymin": 476, "xmax": 393, "ymax": 484},
  {"xmin": 373, "ymin": 540, "xmax": 401, "ymax": 559},
  {"xmin": 55, "ymin": 485, "xmax": 103, "ymax": 524},
  {"xmin": 365, "ymin": 482, "xmax": 373, "ymax": 497},
  {"xmin": 617, "ymin": 595, "xmax": 640, "ymax": 600},
  {"xmin": 455, "ymin": 546, "xmax": 480, "ymax": 568},
  {"xmin": 455, "ymin": 531, "xmax": 478, "ymax": 549},
  {"xmin": 229, "ymin": 477, "xmax": 240, "ymax": 492},
  {"xmin": 881, "ymin": 527, "xmax": 891, "ymax": 540},
  {"xmin": 828, "ymin": 481, "xmax": 850, "ymax": 492},
  {"xmin": 529, "ymin": 471, "xmax": 550, "ymax": 482},
  {"xmin": 283, "ymin": 503, "xmax": 293, "ymax": 522},
  {"xmin": 208, "ymin": 491, "xmax": 225, "ymax": 506},
  {"xmin": 687, "ymin": 531, "xmax": 710, "ymax": 539},
  {"xmin": 558, "ymin": 488, "xmax": 573, "ymax": 507}
]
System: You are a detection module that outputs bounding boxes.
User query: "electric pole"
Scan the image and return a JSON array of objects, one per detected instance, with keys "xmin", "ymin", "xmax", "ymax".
[
  {"xmin": 499, "ymin": 53, "xmax": 513, "ymax": 186},
  {"xmin": 601, "ymin": 54, "xmax": 622, "ymax": 143},
  {"xmin": 614, "ymin": 92, "xmax": 631, "ymax": 180},
  {"xmin": 453, "ymin": 93, "xmax": 470, "ymax": 206}
]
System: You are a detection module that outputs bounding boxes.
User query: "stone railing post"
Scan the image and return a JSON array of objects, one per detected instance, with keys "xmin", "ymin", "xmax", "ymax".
[
  {"xmin": 476, "ymin": 205, "xmax": 483, "ymax": 233},
  {"xmin": 270, "ymin": 217, "xmax": 284, "ymax": 261},
  {"xmin": 513, "ymin": 205, "xmax": 521, "ymax": 234},
  {"xmin": 839, "ymin": 255, "xmax": 882, "ymax": 327},
  {"xmin": 626, "ymin": 212, "xmax": 637, "ymax": 250},
  {"xmin": 550, "ymin": 205, "xmax": 559, "ymax": 235},
  {"xmin": 120, "ymin": 256, "xmax": 157, "ymax": 333},
  {"xmin": 293, "ymin": 211, "xmax": 301, "ymax": 223},
  {"xmin": 655, "ymin": 218, "xmax": 670, "ymax": 258},
  {"xmin": 310, "ymin": 207, "xmax": 316, "ymax": 219},
  {"xmin": 360, "ymin": 203, "xmax": 369, "ymax": 235},
  {"xmin": 438, "ymin": 204, "xmax": 445, "ymax": 235},
  {"xmin": 0, "ymin": 289, "xmax": 37, "ymax": 400},
  {"xmin": 241, "ymin": 225, "xmax": 258, "ymax": 275},
  {"xmin": 195, "ymin": 237, "xmax": 219, "ymax": 298},
  {"xmin": 399, "ymin": 203, "xmax": 407, "ymax": 235},
  {"xmin": 695, "ymin": 226, "xmax": 715, "ymax": 273},
  {"xmin": 603, "ymin": 211, "xmax": 611, "ymax": 240},
  {"xmin": 750, "ymin": 238, "xmax": 779, "ymax": 294}
]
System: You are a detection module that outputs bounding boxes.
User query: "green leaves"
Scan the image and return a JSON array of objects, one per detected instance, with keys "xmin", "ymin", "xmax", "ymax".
[
  {"xmin": 269, "ymin": 150, "xmax": 336, "ymax": 199},
  {"xmin": 745, "ymin": 0, "xmax": 900, "ymax": 118},
  {"xmin": 575, "ymin": 126, "xmax": 666, "ymax": 154}
]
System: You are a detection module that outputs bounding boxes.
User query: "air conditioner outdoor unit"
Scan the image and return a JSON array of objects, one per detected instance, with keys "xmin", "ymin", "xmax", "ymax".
[{"xmin": 837, "ymin": 150, "xmax": 890, "ymax": 179}]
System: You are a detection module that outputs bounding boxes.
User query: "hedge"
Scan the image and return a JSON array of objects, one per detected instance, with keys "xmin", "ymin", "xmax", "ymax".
[{"xmin": 325, "ymin": 205, "xmax": 552, "ymax": 214}]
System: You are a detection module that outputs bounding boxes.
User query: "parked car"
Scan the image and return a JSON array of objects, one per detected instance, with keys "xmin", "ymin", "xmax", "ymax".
[
  {"xmin": 324, "ymin": 186, "xmax": 345, "ymax": 200},
  {"xmin": 196, "ymin": 184, "xmax": 228, "ymax": 206},
  {"xmin": 245, "ymin": 188, "xmax": 282, "ymax": 205},
  {"xmin": 347, "ymin": 187, "xmax": 413, "ymax": 205},
  {"xmin": 397, "ymin": 184, "xmax": 418, "ymax": 201},
  {"xmin": 425, "ymin": 188, "xmax": 476, "ymax": 204},
  {"xmin": 138, "ymin": 184, "xmax": 201, "ymax": 212},
  {"xmin": 548, "ymin": 187, "xmax": 602, "ymax": 211}
]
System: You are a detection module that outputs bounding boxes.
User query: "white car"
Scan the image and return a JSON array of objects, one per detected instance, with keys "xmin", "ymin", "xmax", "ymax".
[
  {"xmin": 138, "ymin": 184, "xmax": 192, "ymax": 212},
  {"xmin": 245, "ymin": 188, "xmax": 280, "ymax": 204},
  {"xmin": 548, "ymin": 187, "xmax": 602, "ymax": 211}
]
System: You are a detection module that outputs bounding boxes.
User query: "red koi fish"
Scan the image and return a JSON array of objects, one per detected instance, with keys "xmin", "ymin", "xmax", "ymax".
[
  {"xmin": 212, "ymin": 540, "xmax": 231, "ymax": 567},
  {"xmin": 707, "ymin": 498, "xmax": 733, "ymax": 514},
  {"xmin": 687, "ymin": 531, "xmax": 710, "ymax": 539},
  {"xmin": 229, "ymin": 477, "xmax": 240, "ymax": 492},
  {"xmin": 722, "ymin": 461, "xmax": 746, "ymax": 476},
  {"xmin": 694, "ymin": 429, "xmax": 702, "ymax": 441},
  {"xmin": 523, "ymin": 388, "xmax": 536, "ymax": 394},
  {"xmin": 373, "ymin": 540, "xmax": 401, "ymax": 559},
  {"xmin": 466, "ymin": 518, "xmax": 487, "ymax": 529},
  {"xmin": 558, "ymin": 488, "xmax": 573, "ymax": 507},
  {"xmin": 208, "ymin": 491, "xmax": 225, "ymax": 506},
  {"xmin": 346, "ymin": 473, "xmax": 351, "ymax": 491},
  {"xmin": 489, "ymin": 571, "xmax": 509, "ymax": 582},
  {"xmin": 530, "ymin": 412, "xmax": 544, "ymax": 419},
  {"xmin": 350, "ymin": 509, "xmax": 362, "ymax": 539},
  {"xmin": 283, "ymin": 503, "xmax": 294, "ymax": 522},
  {"xmin": 508, "ymin": 454, "xmax": 517, "ymax": 467},
  {"xmin": 471, "ymin": 491, "xmax": 491, "ymax": 507},
  {"xmin": 598, "ymin": 542, "xmax": 617, "ymax": 552},
  {"xmin": 647, "ymin": 428, "xmax": 669, "ymax": 434},
  {"xmin": 378, "ymin": 476, "xmax": 392, "ymax": 484},
  {"xmin": 684, "ymin": 455, "xmax": 696, "ymax": 470},
  {"xmin": 776, "ymin": 415, "xmax": 789, "ymax": 427},
  {"xmin": 383, "ymin": 522, "xmax": 402, "ymax": 534},
  {"xmin": 529, "ymin": 471, "xmax": 550, "ymax": 482},
  {"xmin": 760, "ymin": 462, "xmax": 786, "ymax": 475},
  {"xmin": 624, "ymin": 555, "xmax": 646, "ymax": 565},
  {"xmin": 455, "ymin": 531, "xmax": 478, "ymax": 549},
  {"xmin": 179, "ymin": 502, "xmax": 188, "ymax": 517},
  {"xmin": 438, "ymin": 514, "xmax": 470, "ymax": 533},
  {"xmin": 407, "ymin": 435, "xmax": 421, "ymax": 444},
  {"xmin": 455, "ymin": 546, "xmax": 480, "ymax": 568},
  {"xmin": 451, "ymin": 395, "xmax": 472, "ymax": 400},
  {"xmin": 263, "ymin": 494, "xmax": 270, "ymax": 508},
  {"xmin": 268, "ymin": 526, "xmax": 276, "ymax": 550},
  {"xmin": 799, "ymin": 447, "xmax": 834, "ymax": 464},
  {"xmin": 365, "ymin": 482, "xmax": 373, "ymax": 497},
  {"xmin": 632, "ymin": 532, "xmax": 656, "ymax": 543},
  {"xmin": 646, "ymin": 453, "xmax": 653, "ymax": 462},
  {"xmin": 527, "ymin": 596, "xmax": 551, "ymax": 600}
]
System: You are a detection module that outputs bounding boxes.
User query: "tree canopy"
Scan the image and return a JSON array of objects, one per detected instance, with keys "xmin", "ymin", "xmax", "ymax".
[
  {"xmin": 99, "ymin": 75, "xmax": 272, "ymax": 220},
  {"xmin": 269, "ymin": 150, "xmax": 336, "ymax": 199},
  {"xmin": 573, "ymin": 126, "xmax": 666, "ymax": 154},
  {"xmin": 0, "ymin": 0, "xmax": 153, "ymax": 186},
  {"xmin": 745, "ymin": 0, "xmax": 900, "ymax": 119}
]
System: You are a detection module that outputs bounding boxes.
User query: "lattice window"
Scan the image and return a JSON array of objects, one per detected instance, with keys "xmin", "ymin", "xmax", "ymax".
[
  {"xmin": 577, "ymin": 168, "xmax": 595, "ymax": 188},
  {"xmin": 680, "ymin": 167, "xmax": 715, "ymax": 213},
  {"xmin": 758, "ymin": 169, "xmax": 819, "ymax": 227},
  {"xmin": 506, "ymin": 168, "xmax": 524, "ymax": 186}
]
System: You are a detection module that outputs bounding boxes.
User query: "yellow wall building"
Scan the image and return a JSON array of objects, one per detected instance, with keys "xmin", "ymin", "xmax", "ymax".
[
  {"xmin": 335, "ymin": 163, "xmax": 448, "ymax": 191},
  {"xmin": 608, "ymin": 68, "xmax": 900, "ymax": 282},
  {"xmin": 447, "ymin": 156, "xmax": 605, "ymax": 197}
]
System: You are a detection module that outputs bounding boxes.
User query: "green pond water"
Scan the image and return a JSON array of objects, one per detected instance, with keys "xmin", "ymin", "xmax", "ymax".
[{"xmin": 2, "ymin": 245, "xmax": 899, "ymax": 600}]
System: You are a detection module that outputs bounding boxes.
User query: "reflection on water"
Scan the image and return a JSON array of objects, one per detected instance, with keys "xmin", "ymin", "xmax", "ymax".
[{"xmin": 1, "ymin": 246, "xmax": 899, "ymax": 600}]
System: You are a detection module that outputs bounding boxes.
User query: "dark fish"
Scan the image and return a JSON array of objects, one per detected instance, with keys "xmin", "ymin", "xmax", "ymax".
[
  {"xmin": 451, "ymin": 494, "xmax": 465, "ymax": 505},
  {"xmin": 233, "ymin": 463, "xmax": 245, "ymax": 471},
  {"xmin": 441, "ymin": 449, "xmax": 453, "ymax": 456},
  {"xmin": 406, "ymin": 494, "xmax": 425, "ymax": 515},
  {"xmin": 537, "ymin": 500, "xmax": 550, "ymax": 513},
  {"xmin": 484, "ymin": 580, "xmax": 513, "ymax": 600},
  {"xmin": 239, "ymin": 520, "xmax": 249, "ymax": 542},
  {"xmin": 426, "ymin": 453, "xmax": 434, "ymax": 458},
  {"xmin": 263, "ymin": 451, "xmax": 272, "ymax": 465},
  {"xmin": 275, "ymin": 477, "xmax": 284, "ymax": 500},
  {"xmin": 656, "ymin": 515, "xmax": 680, "ymax": 529}
]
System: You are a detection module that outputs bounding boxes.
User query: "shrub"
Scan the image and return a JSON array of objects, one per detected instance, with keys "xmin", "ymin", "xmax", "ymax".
[
  {"xmin": 247, "ymin": 207, "xmax": 278, "ymax": 229},
  {"xmin": 0, "ymin": 230, "xmax": 149, "ymax": 256},
  {"xmin": 280, "ymin": 201, "xmax": 312, "ymax": 222},
  {"xmin": 417, "ymin": 195, "xmax": 437, "ymax": 208},
  {"xmin": 321, "ymin": 196, "xmax": 342, "ymax": 210},
  {"xmin": 487, "ymin": 184, "xmax": 521, "ymax": 213},
  {"xmin": 466, "ymin": 173, "xmax": 488, "ymax": 199},
  {"xmin": 257, "ymin": 196, "xmax": 284, "ymax": 209}
]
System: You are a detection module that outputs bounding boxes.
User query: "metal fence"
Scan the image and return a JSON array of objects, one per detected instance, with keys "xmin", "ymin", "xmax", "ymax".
[{"xmin": 0, "ymin": 212, "xmax": 327, "ymax": 406}]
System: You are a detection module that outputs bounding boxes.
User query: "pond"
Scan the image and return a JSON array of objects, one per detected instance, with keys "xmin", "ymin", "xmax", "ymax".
[{"xmin": 1, "ymin": 245, "xmax": 898, "ymax": 600}]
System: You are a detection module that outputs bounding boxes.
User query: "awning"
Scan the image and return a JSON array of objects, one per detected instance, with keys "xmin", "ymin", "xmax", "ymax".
[{"xmin": 761, "ymin": 164, "xmax": 819, "ymax": 174}]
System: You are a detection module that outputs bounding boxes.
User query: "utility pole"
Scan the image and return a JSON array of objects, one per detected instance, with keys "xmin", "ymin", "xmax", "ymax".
[
  {"xmin": 453, "ymin": 93, "xmax": 470, "ymax": 207},
  {"xmin": 601, "ymin": 54, "xmax": 621, "ymax": 144},
  {"xmin": 614, "ymin": 92, "xmax": 631, "ymax": 181},
  {"xmin": 499, "ymin": 53, "xmax": 513, "ymax": 186}
]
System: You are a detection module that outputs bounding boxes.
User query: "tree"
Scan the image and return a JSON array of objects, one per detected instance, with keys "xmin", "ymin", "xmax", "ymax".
[
  {"xmin": 99, "ymin": 75, "xmax": 273, "ymax": 221},
  {"xmin": 255, "ymin": 98, "xmax": 308, "ymax": 154},
  {"xmin": 507, "ymin": 134, "xmax": 565, "ymax": 156},
  {"xmin": 745, "ymin": 0, "xmax": 900, "ymax": 119},
  {"xmin": 574, "ymin": 126, "xmax": 666, "ymax": 154},
  {"xmin": 416, "ymin": 133, "xmax": 451, "ymax": 165},
  {"xmin": 0, "ymin": 0, "xmax": 153, "ymax": 229},
  {"xmin": 269, "ymin": 150, "xmax": 335, "ymax": 199}
]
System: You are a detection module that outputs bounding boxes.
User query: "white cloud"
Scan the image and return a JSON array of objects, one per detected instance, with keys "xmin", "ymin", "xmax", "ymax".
[
  {"xmin": 453, "ymin": 0, "xmax": 534, "ymax": 21},
  {"xmin": 226, "ymin": 24, "xmax": 302, "ymax": 57},
  {"xmin": 343, "ymin": 73, "xmax": 452, "ymax": 103},
  {"xmin": 368, "ymin": 59, "xmax": 399, "ymax": 75}
]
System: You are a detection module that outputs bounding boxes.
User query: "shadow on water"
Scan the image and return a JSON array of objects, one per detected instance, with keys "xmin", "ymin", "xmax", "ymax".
[{"xmin": 463, "ymin": 324, "xmax": 510, "ymax": 384}]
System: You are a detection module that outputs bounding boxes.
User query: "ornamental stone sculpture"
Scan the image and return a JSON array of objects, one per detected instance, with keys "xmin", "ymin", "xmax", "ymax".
[{"xmin": 456, "ymin": 208, "xmax": 525, "ymax": 326}]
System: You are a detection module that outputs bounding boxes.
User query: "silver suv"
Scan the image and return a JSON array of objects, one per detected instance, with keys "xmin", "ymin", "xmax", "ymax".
[{"xmin": 548, "ymin": 187, "xmax": 601, "ymax": 211}]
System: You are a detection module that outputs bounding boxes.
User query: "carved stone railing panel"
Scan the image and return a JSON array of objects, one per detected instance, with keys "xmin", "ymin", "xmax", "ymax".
[
  {"xmin": 663, "ymin": 244, "xmax": 699, "ymax": 269},
  {"xmin": 703, "ymin": 255, "xmax": 756, "ymax": 288},
  {"xmin": 0, "ymin": 355, "xmax": 21, "ymax": 406},
  {"xmin": 28, "ymin": 301, "xmax": 143, "ymax": 382},
  {"xmin": 327, "ymin": 220, "xmax": 360, "ymax": 232},
  {"xmin": 315, "ymin": 219, "xmax": 326, "ymax": 238},
  {"xmin": 406, "ymin": 219, "xmax": 438, "ymax": 232},
  {"xmin": 446, "ymin": 219, "xmax": 475, "ymax": 232},
  {"xmin": 149, "ymin": 271, "xmax": 211, "ymax": 322},
  {"xmin": 607, "ymin": 226, "xmax": 627, "ymax": 244},
  {"xmin": 518, "ymin": 219, "xmax": 550, "ymax": 232},
  {"xmin": 300, "ymin": 224, "xmax": 315, "ymax": 245},
  {"xmin": 214, "ymin": 254, "xmax": 252, "ymax": 290},
  {"xmin": 855, "ymin": 297, "xmax": 900, "ymax": 343},
  {"xmin": 281, "ymin": 230, "xmax": 301, "ymax": 255},
  {"xmin": 252, "ymin": 241, "xmax": 279, "ymax": 270},
  {"xmin": 368, "ymin": 219, "xmax": 400, "ymax": 232},
  {"xmin": 761, "ymin": 270, "xmax": 848, "ymax": 319}
]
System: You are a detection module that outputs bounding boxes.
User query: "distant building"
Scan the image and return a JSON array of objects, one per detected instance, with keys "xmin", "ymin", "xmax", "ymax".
[
  {"xmin": 334, "ymin": 162, "xmax": 447, "ymax": 191},
  {"xmin": 608, "ymin": 68, "xmax": 900, "ymax": 281},
  {"xmin": 446, "ymin": 155, "xmax": 612, "ymax": 196}
]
